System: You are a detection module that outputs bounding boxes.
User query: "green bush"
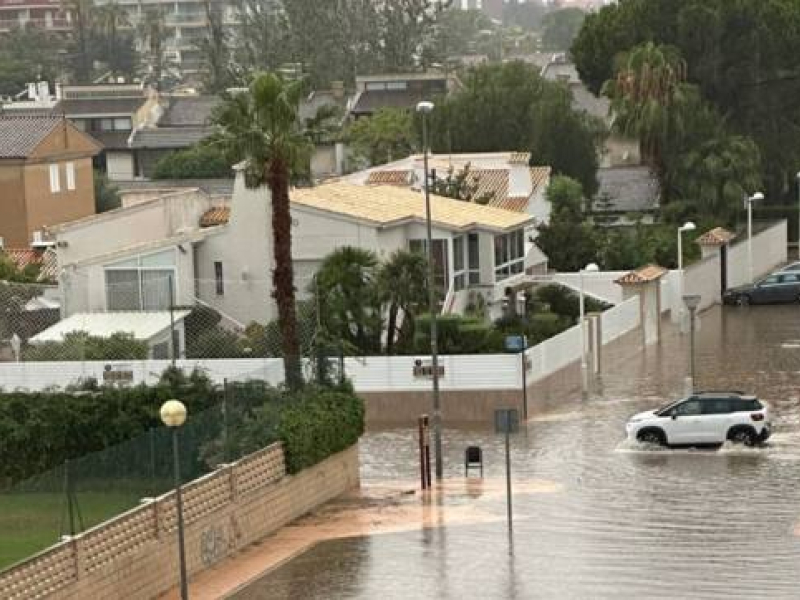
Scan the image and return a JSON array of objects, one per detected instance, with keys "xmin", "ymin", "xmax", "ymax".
[
  {"xmin": 414, "ymin": 313, "xmax": 505, "ymax": 354},
  {"xmin": 535, "ymin": 284, "xmax": 609, "ymax": 323},
  {"xmin": 152, "ymin": 145, "xmax": 232, "ymax": 179},
  {"xmin": 276, "ymin": 386, "xmax": 364, "ymax": 474},
  {"xmin": 22, "ymin": 332, "xmax": 149, "ymax": 361},
  {"xmin": 0, "ymin": 368, "xmax": 218, "ymax": 484}
]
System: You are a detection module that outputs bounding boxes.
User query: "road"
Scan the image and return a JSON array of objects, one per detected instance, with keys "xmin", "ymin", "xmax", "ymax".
[{"xmin": 235, "ymin": 306, "xmax": 800, "ymax": 599}]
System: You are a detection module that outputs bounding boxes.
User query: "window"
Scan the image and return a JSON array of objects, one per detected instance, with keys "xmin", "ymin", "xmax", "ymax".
[
  {"xmin": 409, "ymin": 239, "xmax": 448, "ymax": 298},
  {"xmin": 468, "ymin": 233, "xmax": 480, "ymax": 285},
  {"xmin": 104, "ymin": 249, "xmax": 176, "ymax": 311},
  {"xmin": 494, "ymin": 229, "xmax": 525, "ymax": 281},
  {"xmin": 701, "ymin": 397, "xmax": 732, "ymax": 415},
  {"xmin": 761, "ymin": 276, "xmax": 780, "ymax": 286},
  {"xmin": 453, "ymin": 236, "xmax": 465, "ymax": 291},
  {"xmin": 66, "ymin": 162, "xmax": 76, "ymax": 191},
  {"xmin": 386, "ymin": 81, "xmax": 408, "ymax": 90},
  {"xmin": 214, "ymin": 261, "xmax": 224, "ymax": 296},
  {"xmin": 674, "ymin": 399, "xmax": 701, "ymax": 416},
  {"xmin": 780, "ymin": 274, "xmax": 800, "ymax": 284},
  {"xmin": 49, "ymin": 163, "xmax": 60, "ymax": 193}
]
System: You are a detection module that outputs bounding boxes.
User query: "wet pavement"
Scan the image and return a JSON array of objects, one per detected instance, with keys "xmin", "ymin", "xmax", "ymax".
[{"xmin": 233, "ymin": 306, "xmax": 800, "ymax": 599}]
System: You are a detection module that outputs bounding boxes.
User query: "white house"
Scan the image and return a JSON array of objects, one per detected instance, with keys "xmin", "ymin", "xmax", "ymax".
[
  {"xmin": 341, "ymin": 152, "xmax": 552, "ymax": 225},
  {"xmin": 50, "ymin": 167, "xmax": 546, "ymax": 331}
]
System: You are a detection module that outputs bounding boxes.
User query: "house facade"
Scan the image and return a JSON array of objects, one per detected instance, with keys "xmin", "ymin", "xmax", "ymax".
[
  {"xmin": 0, "ymin": 115, "xmax": 101, "ymax": 248},
  {"xmin": 52, "ymin": 170, "xmax": 545, "ymax": 329}
]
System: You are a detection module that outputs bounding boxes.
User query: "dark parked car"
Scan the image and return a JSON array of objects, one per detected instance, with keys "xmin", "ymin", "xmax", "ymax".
[{"xmin": 723, "ymin": 272, "xmax": 800, "ymax": 305}]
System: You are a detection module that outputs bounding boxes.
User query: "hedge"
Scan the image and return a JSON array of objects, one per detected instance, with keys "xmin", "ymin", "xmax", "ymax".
[{"xmin": 276, "ymin": 386, "xmax": 365, "ymax": 474}]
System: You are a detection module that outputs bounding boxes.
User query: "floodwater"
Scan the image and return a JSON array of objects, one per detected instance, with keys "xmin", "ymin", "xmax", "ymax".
[{"xmin": 234, "ymin": 306, "xmax": 800, "ymax": 599}]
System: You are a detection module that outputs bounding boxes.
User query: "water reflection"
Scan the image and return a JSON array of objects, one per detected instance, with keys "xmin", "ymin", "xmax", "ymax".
[{"xmin": 234, "ymin": 307, "xmax": 800, "ymax": 599}]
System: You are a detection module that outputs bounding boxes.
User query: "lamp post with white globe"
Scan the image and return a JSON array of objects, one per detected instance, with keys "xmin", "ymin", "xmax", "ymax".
[{"xmin": 160, "ymin": 399, "xmax": 188, "ymax": 600}]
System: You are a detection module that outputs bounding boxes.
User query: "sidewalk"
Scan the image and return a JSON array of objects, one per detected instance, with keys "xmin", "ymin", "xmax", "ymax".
[{"xmin": 159, "ymin": 477, "xmax": 560, "ymax": 600}]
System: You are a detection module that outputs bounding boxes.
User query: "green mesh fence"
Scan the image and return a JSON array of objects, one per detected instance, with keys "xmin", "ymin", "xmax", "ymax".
[{"xmin": 0, "ymin": 382, "xmax": 280, "ymax": 572}]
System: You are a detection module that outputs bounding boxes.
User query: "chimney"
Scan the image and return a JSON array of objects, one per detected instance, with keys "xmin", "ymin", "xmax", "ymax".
[
  {"xmin": 37, "ymin": 81, "xmax": 50, "ymax": 102},
  {"xmin": 508, "ymin": 162, "xmax": 532, "ymax": 198},
  {"xmin": 27, "ymin": 83, "xmax": 37, "ymax": 101}
]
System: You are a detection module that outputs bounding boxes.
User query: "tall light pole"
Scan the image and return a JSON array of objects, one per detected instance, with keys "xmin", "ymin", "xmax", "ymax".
[
  {"xmin": 746, "ymin": 192, "xmax": 764, "ymax": 283},
  {"xmin": 677, "ymin": 221, "xmax": 696, "ymax": 329},
  {"xmin": 161, "ymin": 399, "xmax": 189, "ymax": 600},
  {"xmin": 579, "ymin": 262, "xmax": 599, "ymax": 397},
  {"xmin": 682, "ymin": 295, "xmax": 701, "ymax": 392},
  {"xmin": 416, "ymin": 100, "xmax": 443, "ymax": 481}
]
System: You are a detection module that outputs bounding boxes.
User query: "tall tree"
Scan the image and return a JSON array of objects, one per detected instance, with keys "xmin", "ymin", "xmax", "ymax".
[
  {"xmin": 138, "ymin": 7, "xmax": 174, "ymax": 90},
  {"xmin": 377, "ymin": 250, "xmax": 428, "ymax": 355},
  {"xmin": 530, "ymin": 86, "xmax": 603, "ymax": 197},
  {"xmin": 233, "ymin": 0, "xmax": 288, "ymax": 75},
  {"xmin": 66, "ymin": 0, "xmax": 94, "ymax": 83},
  {"xmin": 91, "ymin": 2, "xmax": 136, "ymax": 80},
  {"xmin": 602, "ymin": 42, "xmax": 690, "ymax": 174},
  {"xmin": 541, "ymin": 7, "xmax": 585, "ymax": 51},
  {"xmin": 211, "ymin": 73, "xmax": 312, "ymax": 388},
  {"xmin": 196, "ymin": 0, "xmax": 234, "ymax": 93},
  {"xmin": 345, "ymin": 108, "xmax": 416, "ymax": 166},
  {"xmin": 313, "ymin": 247, "xmax": 382, "ymax": 355}
]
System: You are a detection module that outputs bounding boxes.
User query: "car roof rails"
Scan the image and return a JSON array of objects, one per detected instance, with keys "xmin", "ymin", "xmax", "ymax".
[{"xmin": 694, "ymin": 390, "xmax": 746, "ymax": 396}]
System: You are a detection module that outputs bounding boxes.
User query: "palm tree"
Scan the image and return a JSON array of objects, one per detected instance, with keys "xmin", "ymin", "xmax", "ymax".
[
  {"xmin": 313, "ymin": 247, "xmax": 382, "ymax": 356},
  {"xmin": 92, "ymin": 2, "xmax": 130, "ymax": 79},
  {"xmin": 377, "ymin": 250, "xmax": 428, "ymax": 355},
  {"xmin": 211, "ymin": 73, "xmax": 311, "ymax": 389},
  {"xmin": 603, "ymin": 41, "xmax": 690, "ymax": 174}
]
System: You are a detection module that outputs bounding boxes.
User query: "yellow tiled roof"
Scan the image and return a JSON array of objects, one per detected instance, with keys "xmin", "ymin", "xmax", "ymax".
[
  {"xmin": 489, "ymin": 196, "xmax": 529, "ymax": 213},
  {"xmin": 292, "ymin": 183, "xmax": 533, "ymax": 231}
]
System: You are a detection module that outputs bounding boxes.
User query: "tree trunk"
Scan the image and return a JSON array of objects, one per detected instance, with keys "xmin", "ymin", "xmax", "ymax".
[
  {"xmin": 386, "ymin": 303, "xmax": 398, "ymax": 356},
  {"xmin": 267, "ymin": 158, "xmax": 302, "ymax": 389}
]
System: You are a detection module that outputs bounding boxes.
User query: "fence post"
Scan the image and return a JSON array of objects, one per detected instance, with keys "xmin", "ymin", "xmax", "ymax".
[{"xmin": 168, "ymin": 275, "xmax": 176, "ymax": 367}]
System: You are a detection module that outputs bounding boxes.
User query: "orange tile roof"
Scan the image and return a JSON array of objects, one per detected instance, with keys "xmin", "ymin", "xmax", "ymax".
[
  {"xmin": 200, "ymin": 206, "xmax": 230, "ymax": 227},
  {"xmin": 696, "ymin": 227, "xmax": 735, "ymax": 246},
  {"xmin": 2, "ymin": 248, "xmax": 58, "ymax": 282},
  {"xmin": 467, "ymin": 169, "xmax": 508, "ymax": 203},
  {"xmin": 366, "ymin": 170, "xmax": 412, "ymax": 186},
  {"xmin": 488, "ymin": 196, "xmax": 529, "ymax": 213},
  {"xmin": 509, "ymin": 152, "xmax": 531, "ymax": 164},
  {"xmin": 530, "ymin": 166, "xmax": 551, "ymax": 192},
  {"xmin": 615, "ymin": 264, "xmax": 668, "ymax": 285}
]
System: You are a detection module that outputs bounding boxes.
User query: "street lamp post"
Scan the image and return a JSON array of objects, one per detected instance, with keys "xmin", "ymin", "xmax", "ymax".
[
  {"xmin": 579, "ymin": 262, "xmax": 599, "ymax": 397},
  {"xmin": 416, "ymin": 100, "xmax": 443, "ymax": 481},
  {"xmin": 677, "ymin": 221, "xmax": 696, "ymax": 329},
  {"xmin": 160, "ymin": 399, "xmax": 189, "ymax": 600},
  {"xmin": 746, "ymin": 192, "xmax": 764, "ymax": 283},
  {"xmin": 682, "ymin": 295, "xmax": 701, "ymax": 392}
]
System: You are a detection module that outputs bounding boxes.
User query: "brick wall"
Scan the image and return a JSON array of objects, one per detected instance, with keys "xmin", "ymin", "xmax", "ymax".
[{"xmin": 0, "ymin": 443, "xmax": 360, "ymax": 600}]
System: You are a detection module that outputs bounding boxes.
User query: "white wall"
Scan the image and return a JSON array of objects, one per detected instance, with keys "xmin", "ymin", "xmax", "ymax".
[
  {"xmin": 552, "ymin": 271, "xmax": 628, "ymax": 305},
  {"xmin": 727, "ymin": 220, "xmax": 787, "ymax": 287},
  {"xmin": 0, "ymin": 296, "xmax": 644, "ymax": 393}
]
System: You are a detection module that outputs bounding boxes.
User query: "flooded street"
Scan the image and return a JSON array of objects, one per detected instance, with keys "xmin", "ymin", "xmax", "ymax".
[{"xmin": 235, "ymin": 306, "xmax": 800, "ymax": 599}]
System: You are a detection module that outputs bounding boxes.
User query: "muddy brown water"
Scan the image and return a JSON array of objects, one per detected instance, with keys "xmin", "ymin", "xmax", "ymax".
[{"xmin": 234, "ymin": 306, "xmax": 800, "ymax": 599}]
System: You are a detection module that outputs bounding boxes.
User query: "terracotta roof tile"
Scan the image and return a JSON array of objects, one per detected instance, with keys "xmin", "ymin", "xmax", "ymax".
[
  {"xmin": 200, "ymin": 206, "xmax": 230, "ymax": 227},
  {"xmin": 509, "ymin": 152, "xmax": 531, "ymax": 164},
  {"xmin": 0, "ymin": 115, "xmax": 62, "ymax": 158},
  {"xmin": 2, "ymin": 248, "xmax": 58, "ymax": 282},
  {"xmin": 488, "ymin": 196, "xmax": 529, "ymax": 213},
  {"xmin": 530, "ymin": 166, "xmax": 551, "ymax": 192},
  {"xmin": 366, "ymin": 170, "xmax": 412, "ymax": 186},
  {"xmin": 615, "ymin": 264, "xmax": 668, "ymax": 285},
  {"xmin": 696, "ymin": 227, "xmax": 735, "ymax": 246}
]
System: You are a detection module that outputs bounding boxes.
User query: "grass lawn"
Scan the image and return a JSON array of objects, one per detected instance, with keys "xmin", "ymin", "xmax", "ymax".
[{"xmin": 0, "ymin": 491, "xmax": 145, "ymax": 571}]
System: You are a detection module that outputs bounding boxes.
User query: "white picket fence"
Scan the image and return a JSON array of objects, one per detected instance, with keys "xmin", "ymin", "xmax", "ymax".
[{"xmin": 0, "ymin": 297, "xmax": 642, "ymax": 393}]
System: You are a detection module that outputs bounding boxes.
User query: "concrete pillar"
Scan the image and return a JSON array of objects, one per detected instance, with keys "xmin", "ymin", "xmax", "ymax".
[
  {"xmin": 587, "ymin": 312, "xmax": 602, "ymax": 374},
  {"xmin": 615, "ymin": 265, "xmax": 668, "ymax": 346}
]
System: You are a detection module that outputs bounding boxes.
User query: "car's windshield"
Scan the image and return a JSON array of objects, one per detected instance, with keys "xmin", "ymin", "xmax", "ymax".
[{"xmin": 655, "ymin": 398, "xmax": 684, "ymax": 415}]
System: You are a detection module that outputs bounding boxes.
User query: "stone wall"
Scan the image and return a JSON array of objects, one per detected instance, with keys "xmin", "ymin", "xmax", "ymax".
[{"xmin": 0, "ymin": 444, "xmax": 360, "ymax": 600}]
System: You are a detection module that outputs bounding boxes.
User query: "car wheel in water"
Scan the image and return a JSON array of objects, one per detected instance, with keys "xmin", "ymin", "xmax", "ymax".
[
  {"xmin": 637, "ymin": 430, "xmax": 665, "ymax": 446},
  {"xmin": 729, "ymin": 428, "xmax": 756, "ymax": 446},
  {"xmin": 736, "ymin": 295, "xmax": 750, "ymax": 307}
]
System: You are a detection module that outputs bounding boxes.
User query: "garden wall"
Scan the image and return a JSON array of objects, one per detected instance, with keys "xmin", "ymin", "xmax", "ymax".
[{"xmin": 0, "ymin": 443, "xmax": 359, "ymax": 600}]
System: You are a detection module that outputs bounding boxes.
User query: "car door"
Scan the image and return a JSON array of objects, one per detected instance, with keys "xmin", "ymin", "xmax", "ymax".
[
  {"xmin": 753, "ymin": 275, "xmax": 781, "ymax": 304},
  {"xmin": 663, "ymin": 398, "xmax": 703, "ymax": 444},
  {"xmin": 699, "ymin": 397, "xmax": 733, "ymax": 443},
  {"xmin": 778, "ymin": 274, "xmax": 800, "ymax": 303}
]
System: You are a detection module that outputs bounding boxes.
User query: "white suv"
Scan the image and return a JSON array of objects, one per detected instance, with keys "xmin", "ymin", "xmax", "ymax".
[{"xmin": 626, "ymin": 392, "xmax": 771, "ymax": 447}]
